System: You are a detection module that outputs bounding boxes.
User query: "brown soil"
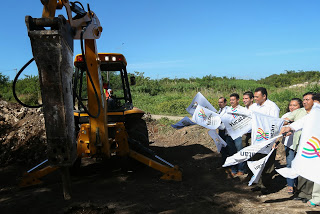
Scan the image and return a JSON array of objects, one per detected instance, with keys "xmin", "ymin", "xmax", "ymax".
[{"xmin": 0, "ymin": 101, "xmax": 319, "ymax": 214}]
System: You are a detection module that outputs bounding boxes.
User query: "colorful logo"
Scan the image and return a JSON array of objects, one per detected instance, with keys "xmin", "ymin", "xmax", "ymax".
[
  {"xmin": 231, "ymin": 107, "xmax": 238, "ymax": 119},
  {"xmin": 301, "ymin": 136, "xmax": 320, "ymax": 159},
  {"xmin": 198, "ymin": 108, "xmax": 206, "ymax": 120},
  {"xmin": 256, "ymin": 128, "xmax": 269, "ymax": 141}
]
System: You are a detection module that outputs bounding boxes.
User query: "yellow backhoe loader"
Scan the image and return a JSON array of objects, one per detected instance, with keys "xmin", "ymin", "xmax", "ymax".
[{"xmin": 14, "ymin": 0, "xmax": 181, "ymax": 200}]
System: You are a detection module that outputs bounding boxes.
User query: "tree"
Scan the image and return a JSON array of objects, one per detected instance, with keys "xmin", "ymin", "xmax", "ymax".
[{"xmin": 0, "ymin": 73, "xmax": 9, "ymax": 85}]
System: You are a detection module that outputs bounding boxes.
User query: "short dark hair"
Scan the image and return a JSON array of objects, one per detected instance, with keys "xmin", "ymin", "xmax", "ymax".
[
  {"xmin": 254, "ymin": 87, "xmax": 268, "ymax": 99},
  {"xmin": 243, "ymin": 91, "xmax": 253, "ymax": 99},
  {"xmin": 230, "ymin": 93, "xmax": 239, "ymax": 99},
  {"xmin": 219, "ymin": 97, "xmax": 227, "ymax": 103},
  {"xmin": 303, "ymin": 92, "xmax": 316, "ymax": 98},
  {"xmin": 312, "ymin": 93, "xmax": 320, "ymax": 102},
  {"xmin": 286, "ymin": 98, "xmax": 303, "ymax": 112}
]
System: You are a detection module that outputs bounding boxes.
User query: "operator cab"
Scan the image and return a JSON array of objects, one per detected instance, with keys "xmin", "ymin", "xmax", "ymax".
[{"xmin": 74, "ymin": 53, "xmax": 135, "ymax": 112}]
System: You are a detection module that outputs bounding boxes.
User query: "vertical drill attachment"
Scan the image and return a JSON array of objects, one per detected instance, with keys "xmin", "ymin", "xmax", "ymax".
[
  {"xmin": 25, "ymin": 15, "xmax": 75, "ymax": 199},
  {"xmin": 25, "ymin": 15, "xmax": 76, "ymax": 167}
]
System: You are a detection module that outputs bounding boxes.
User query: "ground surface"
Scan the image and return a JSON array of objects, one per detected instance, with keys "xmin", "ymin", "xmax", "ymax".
[{"xmin": 0, "ymin": 101, "xmax": 319, "ymax": 214}]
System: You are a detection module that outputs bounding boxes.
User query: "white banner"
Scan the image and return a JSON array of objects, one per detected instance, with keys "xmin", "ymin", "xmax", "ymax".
[
  {"xmin": 275, "ymin": 167, "xmax": 299, "ymax": 179},
  {"xmin": 220, "ymin": 107, "xmax": 252, "ymax": 140},
  {"xmin": 192, "ymin": 105, "xmax": 221, "ymax": 130},
  {"xmin": 222, "ymin": 134, "xmax": 281, "ymax": 167},
  {"xmin": 291, "ymin": 108, "xmax": 320, "ymax": 185},
  {"xmin": 247, "ymin": 149, "xmax": 275, "ymax": 186},
  {"xmin": 171, "ymin": 117, "xmax": 196, "ymax": 129},
  {"xmin": 186, "ymin": 92, "xmax": 217, "ymax": 116},
  {"xmin": 208, "ymin": 129, "xmax": 227, "ymax": 153},
  {"xmin": 251, "ymin": 111, "xmax": 284, "ymax": 154}
]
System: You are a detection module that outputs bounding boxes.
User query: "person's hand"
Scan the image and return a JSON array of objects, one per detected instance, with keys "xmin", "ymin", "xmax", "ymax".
[
  {"xmin": 272, "ymin": 142, "xmax": 278, "ymax": 149},
  {"xmin": 276, "ymin": 136, "xmax": 283, "ymax": 144},
  {"xmin": 280, "ymin": 126, "xmax": 293, "ymax": 136}
]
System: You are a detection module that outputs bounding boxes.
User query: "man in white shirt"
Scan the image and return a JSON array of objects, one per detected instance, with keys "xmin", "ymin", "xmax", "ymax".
[
  {"xmin": 250, "ymin": 87, "xmax": 280, "ymax": 117},
  {"xmin": 250, "ymin": 87, "xmax": 280, "ymax": 194},
  {"xmin": 281, "ymin": 92, "xmax": 319, "ymax": 204},
  {"xmin": 218, "ymin": 97, "xmax": 228, "ymax": 114},
  {"xmin": 225, "ymin": 93, "xmax": 246, "ymax": 176}
]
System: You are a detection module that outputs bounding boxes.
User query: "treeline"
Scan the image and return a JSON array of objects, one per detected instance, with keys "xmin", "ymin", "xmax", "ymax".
[
  {"xmin": 1, "ymin": 70, "xmax": 319, "ymax": 116},
  {"xmin": 257, "ymin": 70, "xmax": 320, "ymax": 87},
  {"xmin": 132, "ymin": 72, "xmax": 271, "ymax": 96},
  {"xmin": 0, "ymin": 74, "xmax": 40, "ymax": 105},
  {"xmin": 131, "ymin": 70, "xmax": 320, "ymax": 116},
  {"xmin": 132, "ymin": 70, "xmax": 320, "ymax": 96}
]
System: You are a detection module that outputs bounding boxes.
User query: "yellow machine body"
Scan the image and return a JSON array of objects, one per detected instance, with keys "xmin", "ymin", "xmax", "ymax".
[{"xmin": 19, "ymin": 2, "xmax": 182, "ymax": 190}]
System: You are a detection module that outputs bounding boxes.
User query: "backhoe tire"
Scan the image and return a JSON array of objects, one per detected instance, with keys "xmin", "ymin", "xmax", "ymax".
[
  {"xmin": 124, "ymin": 117, "xmax": 150, "ymax": 170},
  {"xmin": 126, "ymin": 117, "xmax": 149, "ymax": 147}
]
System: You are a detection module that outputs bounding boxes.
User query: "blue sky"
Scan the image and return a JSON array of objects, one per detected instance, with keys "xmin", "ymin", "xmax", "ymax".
[{"xmin": 1, "ymin": 0, "xmax": 320, "ymax": 80}]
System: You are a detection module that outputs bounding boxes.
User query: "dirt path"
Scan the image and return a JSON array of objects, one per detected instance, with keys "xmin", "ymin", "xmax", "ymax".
[{"xmin": 150, "ymin": 115, "xmax": 185, "ymax": 121}]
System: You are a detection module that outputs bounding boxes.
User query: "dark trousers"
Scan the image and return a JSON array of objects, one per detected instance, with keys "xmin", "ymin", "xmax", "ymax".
[
  {"xmin": 219, "ymin": 130, "xmax": 228, "ymax": 166},
  {"xmin": 243, "ymin": 133, "xmax": 251, "ymax": 147},
  {"xmin": 226, "ymin": 135, "xmax": 245, "ymax": 173},
  {"xmin": 297, "ymin": 177, "xmax": 314, "ymax": 200}
]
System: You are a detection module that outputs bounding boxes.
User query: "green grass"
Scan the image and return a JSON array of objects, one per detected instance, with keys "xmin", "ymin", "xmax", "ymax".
[
  {"xmin": 131, "ymin": 80, "xmax": 318, "ymax": 117},
  {"xmin": 2, "ymin": 70, "xmax": 319, "ymax": 117}
]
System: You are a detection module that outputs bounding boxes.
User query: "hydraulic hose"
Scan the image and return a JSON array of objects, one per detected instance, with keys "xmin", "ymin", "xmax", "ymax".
[
  {"xmin": 13, "ymin": 28, "xmax": 101, "ymax": 119},
  {"xmin": 12, "ymin": 58, "xmax": 43, "ymax": 108}
]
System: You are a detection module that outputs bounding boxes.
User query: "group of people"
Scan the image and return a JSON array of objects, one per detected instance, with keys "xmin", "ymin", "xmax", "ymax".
[{"xmin": 217, "ymin": 87, "xmax": 320, "ymax": 207}]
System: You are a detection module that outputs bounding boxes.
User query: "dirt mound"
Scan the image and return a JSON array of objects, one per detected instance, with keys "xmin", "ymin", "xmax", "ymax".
[{"xmin": 0, "ymin": 100, "xmax": 47, "ymax": 166}]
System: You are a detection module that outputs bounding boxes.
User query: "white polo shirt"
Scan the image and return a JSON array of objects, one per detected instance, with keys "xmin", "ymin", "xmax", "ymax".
[
  {"xmin": 250, "ymin": 99, "xmax": 280, "ymax": 118},
  {"xmin": 222, "ymin": 104, "xmax": 246, "ymax": 136}
]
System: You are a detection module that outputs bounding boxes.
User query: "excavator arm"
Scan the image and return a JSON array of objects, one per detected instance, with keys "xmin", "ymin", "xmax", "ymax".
[{"xmin": 24, "ymin": 0, "xmax": 104, "ymax": 199}]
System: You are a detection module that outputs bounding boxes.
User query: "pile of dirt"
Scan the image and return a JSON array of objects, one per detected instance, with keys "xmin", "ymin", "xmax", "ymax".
[{"xmin": 0, "ymin": 100, "xmax": 47, "ymax": 167}]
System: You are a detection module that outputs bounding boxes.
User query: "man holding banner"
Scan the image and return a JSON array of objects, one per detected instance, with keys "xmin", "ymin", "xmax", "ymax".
[
  {"xmin": 224, "ymin": 93, "xmax": 247, "ymax": 176},
  {"xmin": 280, "ymin": 93, "xmax": 319, "ymax": 204},
  {"xmin": 249, "ymin": 87, "xmax": 280, "ymax": 194}
]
